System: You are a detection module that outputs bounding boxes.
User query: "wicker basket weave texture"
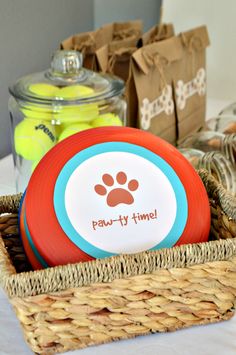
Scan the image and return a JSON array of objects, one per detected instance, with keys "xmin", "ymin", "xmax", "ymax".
[{"xmin": 0, "ymin": 170, "xmax": 235, "ymax": 355}]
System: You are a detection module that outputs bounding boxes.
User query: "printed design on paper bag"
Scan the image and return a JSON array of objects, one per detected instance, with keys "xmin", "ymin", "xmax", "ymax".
[
  {"xmin": 94, "ymin": 171, "xmax": 139, "ymax": 207},
  {"xmin": 140, "ymin": 85, "xmax": 174, "ymax": 130},
  {"xmin": 175, "ymin": 68, "xmax": 206, "ymax": 110}
]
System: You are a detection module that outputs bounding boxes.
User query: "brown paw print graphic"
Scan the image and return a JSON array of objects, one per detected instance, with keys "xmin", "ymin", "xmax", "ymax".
[{"xmin": 94, "ymin": 172, "xmax": 139, "ymax": 207}]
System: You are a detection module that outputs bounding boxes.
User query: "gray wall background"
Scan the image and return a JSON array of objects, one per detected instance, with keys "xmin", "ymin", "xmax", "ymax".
[
  {"xmin": 94, "ymin": 0, "xmax": 161, "ymax": 32},
  {"xmin": 0, "ymin": 0, "xmax": 161, "ymax": 158},
  {"xmin": 0, "ymin": 0, "xmax": 94, "ymax": 158}
]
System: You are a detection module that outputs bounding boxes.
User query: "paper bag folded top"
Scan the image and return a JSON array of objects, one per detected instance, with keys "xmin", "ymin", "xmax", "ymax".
[
  {"xmin": 138, "ymin": 23, "xmax": 175, "ymax": 47},
  {"xmin": 60, "ymin": 20, "xmax": 143, "ymax": 71}
]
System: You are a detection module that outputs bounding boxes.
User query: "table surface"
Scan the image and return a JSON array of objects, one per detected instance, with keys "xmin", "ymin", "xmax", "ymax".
[{"xmin": 0, "ymin": 98, "xmax": 235, "ymax": 355}]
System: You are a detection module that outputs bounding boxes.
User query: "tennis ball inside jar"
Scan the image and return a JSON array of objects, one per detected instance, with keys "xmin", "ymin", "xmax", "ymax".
[
  {"xmin": 58, "ymin": 123, "xmax": 93, "ymax": 142},
  {"xmin": 91, "ymin": 113, "xmax": 123, "ymax": 127},
  {"xmin": 9, "ymin": 50, "xmax": 126, "ymax": 192},
  {"xmin": 14, "ymin": 118, "xmax": 56, "ymax": 161}
]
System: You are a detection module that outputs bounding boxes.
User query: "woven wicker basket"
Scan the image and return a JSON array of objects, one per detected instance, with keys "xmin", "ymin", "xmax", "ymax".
[{"xmin": 0, "ymin": 170, "xmax": 236, "ymax": 355}]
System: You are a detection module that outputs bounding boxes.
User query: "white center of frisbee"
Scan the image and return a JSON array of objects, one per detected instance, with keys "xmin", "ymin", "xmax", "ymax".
[{"xmin": 64, "ymin": 152, "xmax": 177, "ymax": 254}]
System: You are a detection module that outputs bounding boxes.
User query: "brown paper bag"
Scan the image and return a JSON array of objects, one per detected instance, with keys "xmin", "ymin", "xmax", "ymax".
[
  {"xmin": 172, "ymin": 26, "xmax": 210, "ymax": 142},
  {"xmin": 95, "ymin": 19, "xmax": 143, "ymax": 76},
  {"xmin": 126, "ymin": 23, "xmax": 175, "ymax": 128},
  {"xmin": 96, "ymin": 22, "xmax": 173, "ymax": 79},
  {"xmin": 130, "ymin": 36, "xmax": 183, "ymax": 145},
  {"xmin": 96, "ymin": 37, "xmax": 138, "ymax": 81},
  {"xmin": 60, "ymin": 20, "xmax": 142, "ymax": 71},
  {"xmin": 61, "ymin": 30, "xmax": 97, "ymax": 70},
  {"xmin": 96, "ymin": 23, "xmax": 174, "ymax": 127},
  {"xmin": 95, "ymin": 38, "xmax": 138, "ymax": 128},
  {"xmin": 111, "ymin": 20, "xmax": 143, "ymax": 41},
  {"xmin": 138, "ymin": 23, "xmax": 174, "ymax": 47},
  {"xmin": 95, "ymin": 21, "xmax": 143, "ymax": 127},
  {"xmin": 60, "ymin": 26, "xmax": 111, "ymax": 70}
]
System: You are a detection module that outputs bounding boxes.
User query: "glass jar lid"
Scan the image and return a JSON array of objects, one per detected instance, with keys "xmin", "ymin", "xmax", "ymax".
[{"xmin": 9, "ymin": 50, "xmax": 124, "ymax": 105}]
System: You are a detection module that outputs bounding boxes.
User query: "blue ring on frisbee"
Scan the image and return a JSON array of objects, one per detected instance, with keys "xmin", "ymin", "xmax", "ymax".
[
  {"xmin": 19, "ymin": 199, "xmax": 44, "ymax": 270},
  {"xmin": 54, "ymin": 142, "xmax": 188, "ymax": 259},
  {"xmin": 23, "ymin": 211, "xmax": 48, "ymax": 268},
  {"xmin": 18, "ymin": 191, "xmax": 26, "ymax": 236}
]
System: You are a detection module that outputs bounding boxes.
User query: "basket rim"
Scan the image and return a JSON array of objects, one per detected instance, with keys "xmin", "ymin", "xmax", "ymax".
[
  {"xmin": 0, "ymin": 237, "xmax": 236, "ymax": 299},
  {"xmin": 0, "ymin": 169, "xmax": 236, "ymax": 299},
  {"xmin": 198, "ymin": 169, "xmax": 236, "ymax": 221}
]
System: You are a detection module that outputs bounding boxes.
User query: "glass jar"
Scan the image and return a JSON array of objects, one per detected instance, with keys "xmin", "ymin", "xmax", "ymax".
[
  {"xmin": 218, "ymin": 102, "xmax": 236, "ymax": 116},
  {"xmin": 178, "ymin": 148, "xmax": 204, "ymax": 168},
  {"xmin": 179, "ymin": 148, "xmax": 236, "ymax": 196},
  {"xmin": 9, "ymin": 50, "xmax": 127, "ymax": 192},
  {"xmin": 206, "ymin": 116, "xmax": 236, "ymax": 134},
  {"xmin": 178, "ymin": 131, "xmax": 236, "ymax": 165}
]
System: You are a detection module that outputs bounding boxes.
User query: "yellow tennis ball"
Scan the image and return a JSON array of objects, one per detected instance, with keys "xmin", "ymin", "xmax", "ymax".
[
  {"xmin": 21, "ymin": 84, "xmax": 98, "ymax": 126},
  {"xmin": 54, "ymin": 124, "xmax": 63, "ymax": 139},
  {"xmin": 53, "ymin": 104, "xmax": 99, "ymax": 123},
  {"xmin": 28, "ymin": 83, "xmax": 58, "ymax": 97},
  {"xmin": 31, "ymin": 159, "xmax": 40, "ymax": 173},
  {"xmin": 20, "ymin": 105, "xmax": 52, "ymax": 120},
  {"xmin": 55, "ymin": 85, "xmax": 94, "ymax": 99},
  {"xmin": 14, "ymin": 119, "xmax": 56, "ymax": 160},
  {"xmin": 58, "ymin": 123, "xmax": 92, "ymax": 142},
  {"xmin": 91, "ymin": 113, "xmax": 123, "ymax": 127}
]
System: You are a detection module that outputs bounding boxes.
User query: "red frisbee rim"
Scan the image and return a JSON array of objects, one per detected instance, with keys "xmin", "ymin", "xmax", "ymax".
[
  {"xmin": 19, "ymin": 199, "xmax": 44, "ymax": 270},
  {"xmin": 24, "ymin": 127, "xmax": 210, "ymax": 267}
]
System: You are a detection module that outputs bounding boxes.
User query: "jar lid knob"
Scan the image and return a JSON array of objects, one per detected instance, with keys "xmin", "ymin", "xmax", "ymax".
[{"xmin": 50, "ymin": 50, "xmax": 83, "ymax": 76}]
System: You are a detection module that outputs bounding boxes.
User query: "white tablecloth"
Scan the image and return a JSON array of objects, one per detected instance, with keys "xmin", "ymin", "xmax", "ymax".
[{"xmin": 0, "ymin": 99, "xmax": 235, "ymax": 355}]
